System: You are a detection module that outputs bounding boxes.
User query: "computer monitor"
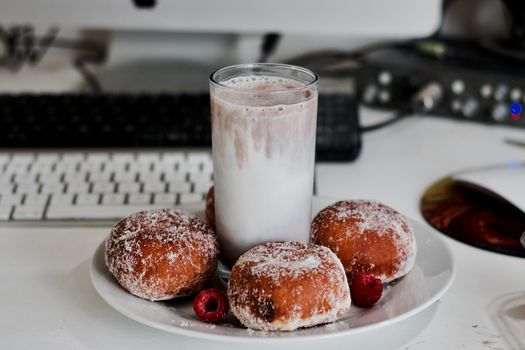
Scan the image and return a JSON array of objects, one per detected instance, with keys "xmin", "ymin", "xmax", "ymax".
[{"xmin": 0, "ymin": 0, "xmax": 441, "ymax": 37}]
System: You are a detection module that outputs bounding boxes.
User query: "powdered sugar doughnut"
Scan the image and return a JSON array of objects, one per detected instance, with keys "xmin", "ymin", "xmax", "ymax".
[
  {"xmin": 311, "ymin": 200, "xmax": 416, "ymax": 283},
  {"xmin": 228, "ymin": 241, "xmax": 350, "ymax": 331},
  {"xmin": 105, "ymin": 209, "xmax": 218, "ymax": 301}
]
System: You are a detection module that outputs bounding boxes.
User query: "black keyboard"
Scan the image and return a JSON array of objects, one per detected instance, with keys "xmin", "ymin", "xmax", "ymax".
[{"xmin": 0, "ymin": 93, "xmax": 361, "ymax": 162}]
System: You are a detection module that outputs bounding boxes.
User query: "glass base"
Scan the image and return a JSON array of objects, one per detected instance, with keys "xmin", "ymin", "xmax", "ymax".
[{"xmin": 217, "ymin": 261, "xmax": 231, "ymax": 288}]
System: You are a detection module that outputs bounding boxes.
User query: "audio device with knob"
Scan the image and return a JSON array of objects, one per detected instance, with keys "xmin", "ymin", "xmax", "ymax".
[{"xmin": 356, "ymin": 46, "xmax": 525, "ymax": 127}]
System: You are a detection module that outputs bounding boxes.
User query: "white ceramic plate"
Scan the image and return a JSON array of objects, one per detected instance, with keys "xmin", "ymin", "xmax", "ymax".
[{"xmin": 90, "ymin": 197, "xmax": 455, "ymax": 343}]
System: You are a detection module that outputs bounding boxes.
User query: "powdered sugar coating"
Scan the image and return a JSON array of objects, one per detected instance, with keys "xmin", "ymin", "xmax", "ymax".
[
  {"xmin": 105, "ymin": 209, "xmax": 218, "ymax": 301},
  {"xmin": 311, "ymin": 200, "xmax": 417, "ymax": 283},
  {"xmin": 228, "ymin": 241, "xmax": 351, "ymax": 331}
]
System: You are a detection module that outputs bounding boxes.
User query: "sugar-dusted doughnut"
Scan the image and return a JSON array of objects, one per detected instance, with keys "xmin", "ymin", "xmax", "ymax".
[
  {"xmin": 311, "ymin": 200, "xmax": 416, "ymax": 283},
  {"xmin": 228, "ymin": 241, "xmax": 350, "ymax": 331},
  {"xmin": 105, "ymin": 209, "xmax": 218, "ymax": 301}
]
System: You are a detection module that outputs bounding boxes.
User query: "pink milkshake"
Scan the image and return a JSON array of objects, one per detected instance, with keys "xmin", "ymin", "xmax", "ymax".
[{"xmin": 210, "ymin": 64, "xmax": 318, "ymax": 267}]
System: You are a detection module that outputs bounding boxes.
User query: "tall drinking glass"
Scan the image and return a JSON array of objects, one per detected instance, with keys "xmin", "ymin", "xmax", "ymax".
[{"xmin": 210, "ymin": 63, "xmax": 318, "ymax": 267}]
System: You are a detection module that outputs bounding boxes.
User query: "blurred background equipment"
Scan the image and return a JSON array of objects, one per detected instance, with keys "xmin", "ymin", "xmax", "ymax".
[
  {"xmin": 1, "ymin": 0, "xmax": 524, "ymax": 223},
  {"xmin": 2, "ymin": 0, "xmax": 445, "ymax": 222},
  {"xmin": 0, "ymin": 0, "xmax": 440, "ymax": 36},
  {"xmin": 0, "ymin": 93, "xmax": 360, "ymax": 162},
  {"xmin": 356, "ymin": 0, "xmax": 525, "ymax": 128},
  {"xmin": 0, "ymin": 0, "xmax": 441, "ymax": 165}
]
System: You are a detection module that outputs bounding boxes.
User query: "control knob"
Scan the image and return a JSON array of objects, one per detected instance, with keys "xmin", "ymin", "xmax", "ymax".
[
  {"xmin": 492, "ymin": 103, "xmax": 508, "ymax": 122},
  {"xmin": 462, "ymin": 99, "xmax": 479, "ymax": 118}
]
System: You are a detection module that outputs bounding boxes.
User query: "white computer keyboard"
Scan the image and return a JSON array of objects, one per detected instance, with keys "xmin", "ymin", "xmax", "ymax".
[{"xmin": 0, "ymin": 150, "xmax": 213, "ymax": 223}]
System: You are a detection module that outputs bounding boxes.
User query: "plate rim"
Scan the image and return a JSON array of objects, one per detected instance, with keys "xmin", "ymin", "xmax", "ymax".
[{"xmin": 89, "ymin": 197, "xmax": 456, "ymax": 343}]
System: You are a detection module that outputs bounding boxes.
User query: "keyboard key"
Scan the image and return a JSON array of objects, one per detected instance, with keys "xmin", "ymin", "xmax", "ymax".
[
  {"xmin": 36, "ymin": 153, "xmax": 60, "ymax": 162},
  {"xmin": 65, "ymin": 176, "xmax": 89, "ymax": 185},
  {"xmin": 167, "ymin": 181, "xmax": 191, "ymax": 193},
  {"xmin": 55, "ymin": 162, "xmax": 79, "ymax": 172},
  {"xmin": 41, "ymin": 183, "xmax": 66, "ymax": 194},
  {"xmin": 88, "ymin": 172, "xmax": 113, "ymax": 182},
  {"xmin": 92, "ymin": 182, "xmax": 116, "ymax": 193},
  {"xmin": 12, "ymin": 206, "xmax": 44, "ymax": 220},
  {"xmin": 0, "ymin": 194, "xmax": 23, "ymax": 205},
  {"xmin": 163, "ymin": 172, "xmax": 187, "ymax": 182},
  {"xmin": 79, "ymin": 162, "xmax": 103, "ymax": 172},
  {"xmin": 63, "ymin": 172, "xmax": 88, "ymax": 183},
  {"xmin": 65, "ymin": 182, "xmax": 90, "ymax": 193},
  {"xmin": 29, "ymin": 162, "xmax": 54, "ymax": 173},
  {"xmin": 0, "ymin": 184, "xmax": 16, "ymax": 195},
  {"xmin": 201, "ymin": 161, "xmax": 213, "ymax": 173},
  {"xmin": 112, "ymin": 153, "xmax": 135, "ymax": 163},
  {"xmin": 39, "ymin": 172, "xmax": 62, "ymax": 183},
  {"xmin": 24, "ymin": 194, "xmax": 49, "ymax": 206},
  {"xmin": 143, "ymin": 182, "xmax": 166, "ymax": 193},
  {"xmin": 5, "ymin": 163, "xmax": 30, "ymax": 174},
  {"xmin": 0, "ymin": 205, "xmax": 12, "ymax": 220},
  {"xmin": 179, "ymin": 193, "xmax": 203, "ymax": 204},
  {"xmin": 117, "ymin": 182, "xmax": 141, "ymax": 193},
  {"xmin": 101, "ymin": 193, "xmax": 126, "ymax": 205},
  {"xmin": 193, "ymin": 181, "xmax": 213, "ymax": 193},
  {"xmin": 128, "ymin": 193, "xmax": 151, "ymax": 205},
  {"xmin": 137, "ymin": 170, "xmax": 162, "ymax": 182},
  {"xmin": 76, "ymin": 193, "xmax": 100, "ymax": 205},
  {"xmin": 86, "ymin": 153, "xmax": 110, "ymax": 162},
  {"xmin": 103, "ymin": 163, "xmax": 127, "ymax": 173},
  {"xmin": 162, "ymin": 153, "xmax": 185, "ymax": 163},
  {"xmin": 11, "ymin": 154, "xmax": 34, "ymax": 164},
  {"xmin": 152, "ymin": 193, "xmax": 177, "ymax": 205},
  {"xmin": 0, "ymin": 154, "xmax": 10, "ymax": 164},
  {"xmin": 15, "ymin": 183, "xmax": 40, "ymax": 194},
  {"xmin": 153, "ymin": 162, "xmax": 176, "ymax": 172},
  {"xmin": 187, "ymin": 152, "xmax": 211, "ymax": 164},
  {"xmin": 50, "ymin": 194, "xmax": 74, "ymax": 206},
  {"xmin": 0, "ymin": 174, "xmax": 13, "ymax": 183},
  {"xmin": 189, "ymin": 173, "xmax": 212, "ymax": 183},
  {"xmin": 177, "ymin": 162, "xmax": 200, "ymax": 173},
  {"xmin": 114, "ymin": 172, "xmax": 137, "ymax": 182},
  {"xmin": 62, "ymin": 153, "xmax": 85, "ymax": 162},
  {"xmin": 14, "ymin": 173, "xmax": 39, "ymax": 184},
  {"xmin": 137, "ymin": 153, "xmax": 160, "ymax": 162},
  {"xmin": 128, "ymin": 162, "xmax": 152, "ymax": 172}
]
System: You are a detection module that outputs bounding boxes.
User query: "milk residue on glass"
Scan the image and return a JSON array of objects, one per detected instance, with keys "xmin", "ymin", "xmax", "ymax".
[{"xmin": 211, "ymin": 75, "xmax": 318, "ymax": 267}]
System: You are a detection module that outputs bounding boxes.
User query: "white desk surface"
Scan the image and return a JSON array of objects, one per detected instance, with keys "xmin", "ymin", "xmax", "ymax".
[{"xmin": 0, "ymin": 65, "xmax": 524, "ymax": 350}]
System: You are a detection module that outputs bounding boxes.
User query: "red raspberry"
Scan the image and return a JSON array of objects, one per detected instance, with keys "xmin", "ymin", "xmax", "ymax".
[
  {"xmin": 193, "ymin": 288, "xmax": 229, "ymax": 323},
  {"xmin": 350, "ymin": 272, "xmax": 383, "ymax": 308}
]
